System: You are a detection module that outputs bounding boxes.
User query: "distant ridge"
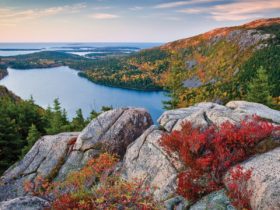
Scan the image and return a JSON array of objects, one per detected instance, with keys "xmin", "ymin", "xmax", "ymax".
[{"xmin": 160, "ymin": 18, "xmax": 280, "ymax": 50}]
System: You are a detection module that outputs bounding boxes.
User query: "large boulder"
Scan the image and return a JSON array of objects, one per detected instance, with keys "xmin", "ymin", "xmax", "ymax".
[
  {"xmin": 157, "ymin": 102, "xmax": 246, "ymax": 132},
  {"xmin": 224, "ymin": 147, "xmax": 280, "ymax": 210},
  {"xmin": 0, "ymin": 132, "xmax": 79, "ymax": 201},
  {"xmin": 122, "ymin": 101, "xmax": 280, "ymax": 203},
  {"xmin": 57, "ymin": 108, "xmax": 152, "ymax": 179},
  {"xmin": 122, "ymin": 126, "xmax": 184, "ymax": 200},
  {"xmin": 189, "ymin": 190, "xmax": 235, "ymax": 210},
  {"xmin": 0, "ymin": 196, "xmax": 50, "ymax": 210},
  {"xmin": 157, "ymin": 101, "xmax": 278, "ymax": 132},
  {"xmin": 74, "ymin": 107, "xmax": 152, "ymax": 157},
  {"xmin": 0, "ymin": 108, "xmax": 152, "ymax": 202},
  {"xmin": 226, "ymin": 101, "xmax": 280, "ymax": 124}
]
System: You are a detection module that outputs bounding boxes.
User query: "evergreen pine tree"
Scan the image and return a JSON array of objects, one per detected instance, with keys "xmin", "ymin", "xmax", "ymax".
[
  {"xmin": 0, "ymin": 112, "xmax": 22, "ymax": 174},
  {"xmin": 89, "ymin": 110, "xmax": 99, "ymax": 120},
  {"xmin": 163, "ymin": 53, "xmax": 184, "ymax": 110},
  {"xmin": 28, "ymin": 95, "xmax": 35, "ymax": 104},
  {"xmin": 0, "ymin": 97, "xmax": 46, "ymax": 173},
  {"xmin": 62, "ymin": 109, "xmax": 69, "ymax": 125},
  {"xmin": 46, "ymin": 98, "xmax": 69, "ymax": 134},
  {"xmin": 18, "ymin": 96, "xmax": 44, "ymax": 138},
  {"xmin": 101, "ymin": 106, "xmax": 113, "ymax": 112},
  {"xmin": 246, "ymin": 66, "xmax": 273, "ymax": 106},
  {"xmin": 53, "ymin": 98, "xmax": 61, "ymax": 113},
  {"xmin": 71, "ymin": 109, "xmax": 86, "ymax": 131},
  {"xmin": 43, "ymin": 105, "xmax": 53, "ymax": 129},
  {"xmin": 21, "ymin": 124, "xmax": 41, "ymax": 157}
]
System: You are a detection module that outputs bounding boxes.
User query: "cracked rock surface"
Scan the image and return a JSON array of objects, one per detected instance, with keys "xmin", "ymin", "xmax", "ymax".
[
  {"xmin": 0, "ymin": 108, "xmax": 152, "ymax": 203},
  {"xmin": 122, "ymin": 101, "xmax": 280, "ymax": 203},
  {"xmin": 0, "ymin": 132, "xmax": 79, "ymax": 202},
  {"xmin": 122, "ymin": 126, "xmax": 184, "ymax": 200},
  {"xmin": 0, "ymin": 196, "xmax": 50, "ymax": 210},
  {"xmin": 224, "ymin": 147, "xmax": 280, "ymax": 210}
]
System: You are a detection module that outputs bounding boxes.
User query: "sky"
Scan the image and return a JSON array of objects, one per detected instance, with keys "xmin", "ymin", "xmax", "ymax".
[{"xmin": 0, "ymin": 0, "xmax": 279, "ymax": 43}]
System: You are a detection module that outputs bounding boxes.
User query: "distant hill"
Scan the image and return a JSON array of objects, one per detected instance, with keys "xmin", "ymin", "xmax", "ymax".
[
  {"xmin": 160, "ymin": 18, "xmax": 280, "ymax": 50},
  {"xmin": 81, "ymin": 18, "xmax": 280, "ymax": 105}
]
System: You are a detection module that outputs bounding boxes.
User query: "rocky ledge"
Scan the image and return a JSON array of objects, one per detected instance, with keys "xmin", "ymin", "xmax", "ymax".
[
  {"xmin": 122, "ymin": 101, "xmax": 280, "ymax": 209},
  {"xmin": 0, "ymin": 108, "xmax": 152, "ymax": 203},
  {"xmin": 0, "ymin": 101, "xmax": 279, "ymax": 210}
]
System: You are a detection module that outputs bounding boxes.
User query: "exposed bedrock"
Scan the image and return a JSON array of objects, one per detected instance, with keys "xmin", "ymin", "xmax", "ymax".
[
  {"xmin": 0, "ymin": 108, "xmax": 152, "ymax": 202},
  {"xmin": 122, "ymin": 101, "xmax": 280, "ymax": 210}
]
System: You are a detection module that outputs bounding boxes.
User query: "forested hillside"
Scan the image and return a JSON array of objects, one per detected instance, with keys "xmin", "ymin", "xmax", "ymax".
[
  {"xmin": 79, "ymin": 18, "xmax": 280, "ymax": 107},
  {"xmin": 160, "ymin": 18, "xmax": 280, "ymax": 109},
  {"xmin": 82, "ymin": 18, "xmax": 280, "ymax": 107}
]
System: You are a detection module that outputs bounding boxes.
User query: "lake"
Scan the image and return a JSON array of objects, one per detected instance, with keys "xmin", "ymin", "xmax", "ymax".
[{"xmin": 0, "ymin": 67, "xmax": 168, "ymax": 122}]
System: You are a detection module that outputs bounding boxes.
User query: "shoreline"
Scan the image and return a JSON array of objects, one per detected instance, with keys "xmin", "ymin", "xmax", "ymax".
[
  {"xmin": 1, "ymin": 66, "xmax": 166, "ymax": 93},
  {"xmin": 0, "ymin": 69, "xmax": 8, "ymax": 80},
  {"xmin": 78, "ymin": 72, "xmax": 165, "ymax": 92}
]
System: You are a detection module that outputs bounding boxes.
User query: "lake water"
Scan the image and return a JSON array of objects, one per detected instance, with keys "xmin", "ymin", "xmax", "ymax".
[{"xmin": 0, "ymin": 67, "xmax": 167, "ymax": 122}]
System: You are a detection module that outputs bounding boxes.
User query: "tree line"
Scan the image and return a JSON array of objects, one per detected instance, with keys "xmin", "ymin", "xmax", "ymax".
[{"xmin": 0, "ymin": 96, "xmax": 112, "ymax": 175}]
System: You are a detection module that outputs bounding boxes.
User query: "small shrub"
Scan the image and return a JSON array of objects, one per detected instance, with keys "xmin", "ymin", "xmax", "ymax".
[
  {"xmin": 24, "ymin": 153, "xmax": 160, "ymax": 210},
  {"xmin": 160, "ymin": 116, "xmax": 279, "ymax": 205},
  {"xmin": 225, "ymin": 165, "xmax": 253, "ymax": 210}
]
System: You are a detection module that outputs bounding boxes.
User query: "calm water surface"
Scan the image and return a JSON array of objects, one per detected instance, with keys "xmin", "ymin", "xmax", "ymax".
[{"xmin": 0, "ymin": 67, "xmax": 167, "ymax": 122}]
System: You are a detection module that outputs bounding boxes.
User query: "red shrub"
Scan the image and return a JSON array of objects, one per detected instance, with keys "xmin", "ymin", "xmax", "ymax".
[
  {"xmin": 226, "ymin": 165, "xmax": 253, "ymax": 210},
  {"xmin": 161, "ymin": 116, "xmax": 278, "ymax": 204},
  {"xmin": 25, "ymin": 153, "xmax": 161, "ymax": 210}
]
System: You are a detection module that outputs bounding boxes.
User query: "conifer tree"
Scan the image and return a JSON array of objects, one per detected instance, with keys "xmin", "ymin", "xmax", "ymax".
[
  {"xmin": 89, "ymin": 109, "xmax": 99, "ymax": 120},
  {"xmin": 71, "ymin": 109, "xmax": 86, "ymax": 131},
  {"xmin": 21, "ymin": 124, "xmax": 41, "ymax": 157},
  {"xmin": 46, "ymin": 98, "xmax": 69, "ymax": 134},
  {"xmin": 163, "ymin": 53, "xmax": 184, "ymax": 110},
  {"xmin": 43, "ymin": 105, "xmax": 52, "ymax": 128},
  {"xmin": 0, "ymin": 113, "xmax": 21, "ymax": 174},
  {"xmin": 101, "ymin": 106, "xmax": 113, "ymax": 112},
  {"xmin": 0, "ymin": 97, "xmax": 45, "ymax": 173},
  {"xmin": 246, "ymin": 66, "xmax": 273, "ymax": 106}
]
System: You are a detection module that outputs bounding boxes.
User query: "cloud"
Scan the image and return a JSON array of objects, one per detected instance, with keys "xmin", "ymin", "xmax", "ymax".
[
  {"xmin": 179, "ymin": 0, "xmax": 280, "ymax": 21},
  {"xmin": 0, "ymin": 3, "xmax": 86, "ymax": 26},
  {"xmin": 129, "ymin": 6, "xmax": 144, "ymax": 11},
  {"xmin": 163, "ymin": 16, "xmax": 182, "ymax": 21},
  {"xmin": 211, "ymin": 0, "xmax": 280, "ymax": 21},
  {"xmin": 179, "ymin": 8, "xmax": 208, "ymax": 14},
  {"xmin": 154, "ymin": 0, "xmax": 219, "ymax": 9},
  {"xmin": 89, "ymin": 13, "xmax": 119, "ymax": 20},
  {"xmin": 92, "ymin": 6, "xmax": 112, "ymax": 10}
]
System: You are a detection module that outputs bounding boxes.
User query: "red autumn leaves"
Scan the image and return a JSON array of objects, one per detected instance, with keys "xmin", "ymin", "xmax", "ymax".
[{"xmin": 160, "ymin": 116, "xmax": 279, "ymax": 209}]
